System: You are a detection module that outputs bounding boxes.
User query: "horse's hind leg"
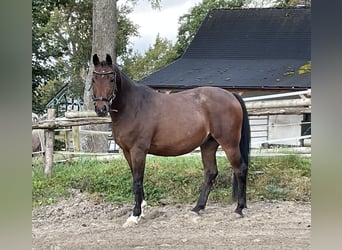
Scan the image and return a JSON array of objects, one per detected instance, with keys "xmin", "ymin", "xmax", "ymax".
[
  {"xmin": 222, "ymin": 146, "xmax": 248, "ymax": 217},
  {"xmin": 192, "ymin": 136, "xmax": 219, "ymax": 213}
]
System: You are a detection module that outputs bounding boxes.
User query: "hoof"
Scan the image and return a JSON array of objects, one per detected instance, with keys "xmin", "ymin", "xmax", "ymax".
[
  {"xmin": 122, "ymin": 220, "xmax": 137, "ymax": 228},
  {"xmin": 234, "ymin": 208, "xmax": 244, "ymax": 218},
  {"xmin": 191, "ymin": 205, "xmax": 204, "ymax": 214},
  {"xmin": 191, "ymin": 207, "xmax": 200, "ymax": 213},
  {"xmin": 189, "ymin": 209, "xmax": 200, "ymax": 216},
  {"xmin": 123, "ymin": 215, "xmax": 139, "ymax": 228},
  {"xmin": 188, "ymin": 210, "xmax": 201, "ymax": 223}
]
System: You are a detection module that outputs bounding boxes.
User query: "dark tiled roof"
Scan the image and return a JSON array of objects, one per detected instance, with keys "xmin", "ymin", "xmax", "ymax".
[{"xmin": 139, "ymin": 8, "xmax": 311, "ymax": 89}]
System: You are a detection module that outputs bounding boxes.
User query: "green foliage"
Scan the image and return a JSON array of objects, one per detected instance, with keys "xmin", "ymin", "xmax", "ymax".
[
  {"xmin": 32, "ymin": 0, "xmax": 93, "ymax": 113},
  {"xmin": 32, "ymin": 155, "xmax": 311, "ymax": 207},
  {"xmin": 122, "ymin": 34, "xmax": 179, "ymax": 81},
  {"xmin": 275, "ymin": 0, "xmax": 311, "ymax": 7},
  {"xmin": 32, "ymin": 158, "xmax": 132, "ymax": 206},
  {"xmin": 176, "ymin": 0, "xmax": 246, "ymax": 55},
  {"xmin": 32, "ymin": 0, "xmax": 139, "ymax": 113},
  {"xmin": 32, "ymin": 0, "xmax": 67, "ymax": 112},
  {"xmin": 248, "ymin": 155, "xmax": 311, "ymax": 201}
]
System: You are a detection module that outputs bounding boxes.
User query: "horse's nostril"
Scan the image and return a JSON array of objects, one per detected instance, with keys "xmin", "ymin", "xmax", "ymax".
[{"xmin": 95, "ymin": 105, "xmax": 108, "ymax": 116}]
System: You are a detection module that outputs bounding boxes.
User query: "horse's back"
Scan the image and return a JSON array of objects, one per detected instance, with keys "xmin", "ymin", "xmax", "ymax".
[
  {"xmin": 152, "ymin": 86, "xmax": 242, "ymax": 128},
  {"xmin": 165, "ymin": 87, "xmax": 242, "ymax": 118}
]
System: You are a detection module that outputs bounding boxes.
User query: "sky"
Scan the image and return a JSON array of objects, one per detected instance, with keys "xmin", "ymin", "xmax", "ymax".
[{"xmin": 122, "ymin": 0, "xmax": 203, "ymax": 54}]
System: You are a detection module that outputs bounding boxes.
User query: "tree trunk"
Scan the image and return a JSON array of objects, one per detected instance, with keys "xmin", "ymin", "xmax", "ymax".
[{"xmin": 81, "ymin": 0, "xmax": 117, "ymax": 152}]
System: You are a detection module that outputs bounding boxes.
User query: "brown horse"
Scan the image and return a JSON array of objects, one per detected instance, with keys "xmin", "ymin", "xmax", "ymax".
[{"xmin": 90, "ymin": 54, "xmax": 250, "ymax": 226}]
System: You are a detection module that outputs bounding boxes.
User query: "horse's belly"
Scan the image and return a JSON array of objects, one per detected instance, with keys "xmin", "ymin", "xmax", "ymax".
[
  {"xmin": 149, "ymin": 142, "xmax": 201, "ymax": 156},
  {"xmin": 149, "ymin": 128, "xmax": 208, "ymax": 156}
]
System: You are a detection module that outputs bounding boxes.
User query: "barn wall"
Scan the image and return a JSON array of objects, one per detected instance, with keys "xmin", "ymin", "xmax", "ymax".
[
  {"xmin": 250, "ymin": 115, "xmax": 268, "ymax": 148},
  {"xmin": 250, "ymin": 114, "xmax": 303, "ymax": 148},
  {"xmin": 268, "ymin": 114, "xmax": 302, "ymax": 146}
]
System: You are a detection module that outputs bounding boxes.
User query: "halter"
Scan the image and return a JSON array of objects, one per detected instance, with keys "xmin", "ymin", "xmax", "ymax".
[{"xmin": 89, "ymin": 69, "xmax": 117, "ymax": 105}]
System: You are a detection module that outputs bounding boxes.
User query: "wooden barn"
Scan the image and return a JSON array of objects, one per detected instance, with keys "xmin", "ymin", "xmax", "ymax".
[{"xmin": 138, "ymin": 7, "xmax": 311, "ymax": 149}]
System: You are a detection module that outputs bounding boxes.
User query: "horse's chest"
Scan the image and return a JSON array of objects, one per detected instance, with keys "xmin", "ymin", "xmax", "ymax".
[{"xmin": 111, "ymin": 124, "xmax": 143, "ymax": 150}]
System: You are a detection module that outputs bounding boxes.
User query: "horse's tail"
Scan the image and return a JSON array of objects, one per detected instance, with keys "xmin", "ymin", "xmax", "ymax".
[{"xmin": 232, "ymin": 93, "xmax": 250, "ymax": 200}]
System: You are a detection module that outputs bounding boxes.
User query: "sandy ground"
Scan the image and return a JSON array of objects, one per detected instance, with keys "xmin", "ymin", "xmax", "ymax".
[{"xmin": 32, "ymin": 191, "xmax": 311, "ymax": 250}]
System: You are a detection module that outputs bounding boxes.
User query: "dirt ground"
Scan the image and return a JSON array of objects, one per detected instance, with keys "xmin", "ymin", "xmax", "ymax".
[{"xmin": 32, "ymin": 191, "xmax": 311, "ymax": 250}]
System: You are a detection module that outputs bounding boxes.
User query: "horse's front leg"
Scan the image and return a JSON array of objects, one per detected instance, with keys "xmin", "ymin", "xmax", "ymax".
[{"xmin": 123, "ymin": 148, "xmax": 147, "ymax": 227}]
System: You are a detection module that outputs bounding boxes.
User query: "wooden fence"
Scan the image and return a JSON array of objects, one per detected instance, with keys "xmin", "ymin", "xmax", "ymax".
[{"xmin": 32, "ymin": 90, "xmax": 311, "ymax": 174}]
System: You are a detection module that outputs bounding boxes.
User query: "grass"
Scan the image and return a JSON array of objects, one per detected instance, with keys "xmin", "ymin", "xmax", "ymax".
[{"xmin": 32, "ymin": 154, "xmax": 311, "ymax": 207}]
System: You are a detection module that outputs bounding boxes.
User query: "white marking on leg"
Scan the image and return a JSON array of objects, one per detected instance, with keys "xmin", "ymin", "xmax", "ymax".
[
  {"xmin": 140, "ymin": 200, "xmax": 147, "ymax": 218},
  {"xmin": 122, "ymin": 201, "xmax": 147, "ymax": 228},
  {"xmin": 123, "ymin": 214, "xmax": 139, "ymax": 228}
]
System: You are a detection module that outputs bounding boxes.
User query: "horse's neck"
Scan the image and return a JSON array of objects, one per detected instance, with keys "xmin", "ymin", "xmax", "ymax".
[
  {"xmin": 111, "ymin": 73, "xmax": 138, "ymax": 112},
  {"xmin": 121, "ymin": 73, "xmax": 136, "ymax": 91},
  {"xmin": 112, "ymin": 74, "xmax": 155, "ymax": 116}
]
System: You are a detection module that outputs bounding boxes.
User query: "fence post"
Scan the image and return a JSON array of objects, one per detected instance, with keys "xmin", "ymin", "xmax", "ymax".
[
  {"xmin": 72, "ymin": 126, "xmax": 80, "ymax": 151},
  {"xmin": 44, "ymin": 109, "xmax": 55, "ymax": 175},
  {"xmin": 65, "ymin": 129, "xmax": 71, "ymax": 151}
]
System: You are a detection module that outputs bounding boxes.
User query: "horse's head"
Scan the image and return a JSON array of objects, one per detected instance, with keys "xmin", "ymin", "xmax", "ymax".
[{"xmin": 90, "ymin": 54, "xmax": 118, "ymax": 117}]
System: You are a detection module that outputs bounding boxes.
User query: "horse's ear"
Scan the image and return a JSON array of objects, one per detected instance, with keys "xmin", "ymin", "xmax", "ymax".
[
  {"xmin": 93, "ymin": 54, "xmax": 100, "ymax": 66},
  {"xmin": 106, "ymin": 54, "xmax": 112, "ymax": 65}
]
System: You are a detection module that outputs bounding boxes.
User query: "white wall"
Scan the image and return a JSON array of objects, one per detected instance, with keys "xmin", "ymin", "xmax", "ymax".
[{"xmin": 250, "ymin": 114, "xmax": 303, "ymax": 148}]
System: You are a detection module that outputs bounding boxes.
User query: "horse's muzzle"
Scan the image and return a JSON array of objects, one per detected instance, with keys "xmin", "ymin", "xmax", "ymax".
[{"xmin": 95, "ymin": 104, "xmax": 109, "ymax": 117}]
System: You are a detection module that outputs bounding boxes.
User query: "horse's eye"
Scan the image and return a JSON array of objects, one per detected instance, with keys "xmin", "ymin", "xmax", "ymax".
[{"xmin": 110, "ymin": 78, "xmax": 114, "ymax": 83}]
